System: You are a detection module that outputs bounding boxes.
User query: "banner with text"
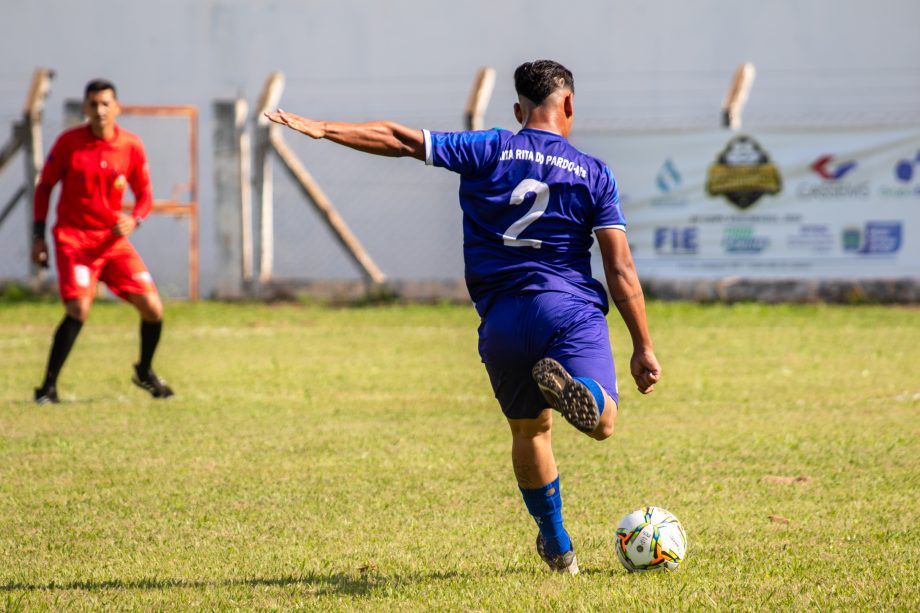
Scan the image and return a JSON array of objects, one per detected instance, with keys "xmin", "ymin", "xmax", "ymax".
[{"xmin": 574, "ymin": 127, "xmax": 920, "ymax": 279}]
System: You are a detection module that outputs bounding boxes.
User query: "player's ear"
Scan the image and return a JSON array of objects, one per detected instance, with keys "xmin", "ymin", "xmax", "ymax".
[
  {"xmin": 513, "ymin": 102, "xmax": 524, "ymax": 125},
  {"xmin": 563, "ymin": 93, "xmax": 574, "ymax": 119}
]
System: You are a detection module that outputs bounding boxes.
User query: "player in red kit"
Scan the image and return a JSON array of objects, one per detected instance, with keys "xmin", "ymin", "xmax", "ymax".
[{"xmin": 31, "ymin": 79, "xmax": 174, "ymax": 403}]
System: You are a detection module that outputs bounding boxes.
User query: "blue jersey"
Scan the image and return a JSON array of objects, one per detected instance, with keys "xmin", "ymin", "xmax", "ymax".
[{"xmin": 423, "ymin": 127, "xmax": 626, "ymax": 315}]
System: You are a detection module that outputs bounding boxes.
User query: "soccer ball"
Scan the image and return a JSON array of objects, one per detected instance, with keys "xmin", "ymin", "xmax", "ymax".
[{"xmin": 615, "ymin": 506, "xmax": 687, "ymax": 572}]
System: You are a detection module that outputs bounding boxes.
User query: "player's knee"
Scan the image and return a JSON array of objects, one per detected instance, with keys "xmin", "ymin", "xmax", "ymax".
[
  {"xmin": 134, "ymin": 293, "xmax": 163, "ymax": 322},
  {"xmin": 589, "ymin": 400, "xmax": 617, "ymax": 441},
  {"xmin": 590, "ymin": 420, "xmax": 615, "ymax": 441},
  {"xmin": 65, "ymin": 300, "xmax": 91, "ymax": 322},
  {"xmin": 144, "ymin": 302, "xmax": 163, "ymax": 322}
]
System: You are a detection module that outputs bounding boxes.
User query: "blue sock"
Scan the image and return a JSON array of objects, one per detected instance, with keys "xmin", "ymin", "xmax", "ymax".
[
  {"xmin": 574, "ymin": 376, "xmax": 605, "ymax": 416},
  {"xmin": 519, "ymin": 475, "xmax": 571, "ymax": 556}
]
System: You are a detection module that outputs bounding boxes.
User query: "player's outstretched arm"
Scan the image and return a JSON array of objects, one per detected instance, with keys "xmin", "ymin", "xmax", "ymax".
[
  {"xmin": 264, "ymin": 109, "xmax": 425, "ymax": 160},
  {"xmin": 596, "ymin": 228, "xmax": 661, "ymax": 394}
]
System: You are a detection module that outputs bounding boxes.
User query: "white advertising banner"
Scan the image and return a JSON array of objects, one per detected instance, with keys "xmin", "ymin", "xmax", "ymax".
[{"xmin": 574, "ymin": 128, "xmax": 920, "ymax": 279}]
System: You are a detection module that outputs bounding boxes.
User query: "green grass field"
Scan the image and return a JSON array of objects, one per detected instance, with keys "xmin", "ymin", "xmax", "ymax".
[{"xmin": 1, "ymin": 300, "xmax": 919, "ymax": 611}]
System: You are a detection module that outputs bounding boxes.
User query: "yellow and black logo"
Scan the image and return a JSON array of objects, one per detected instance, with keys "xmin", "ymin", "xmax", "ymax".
[{"xmin": 706, "ymin": 135, "xmax": 781, "ymax": 209}]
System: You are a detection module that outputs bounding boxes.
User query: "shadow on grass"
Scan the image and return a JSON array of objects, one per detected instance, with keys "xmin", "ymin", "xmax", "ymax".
[
  {"xmin": 5, "ymin": 397, "xmax": 111, "ymax": 407},
  {"xmin": 0, "ymin": 569, "xmax": 463, "ymax": 597}
]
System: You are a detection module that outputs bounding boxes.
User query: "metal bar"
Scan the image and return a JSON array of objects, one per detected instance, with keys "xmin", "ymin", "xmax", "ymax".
[
  {"xmin": 187, "ymin": 201, "xmax": 199, "ymax": 300},
  {"xmin": 186, "ymin": 107, "xmax": 199, "ymax": 300},
  {"xmin": 65, "ymin": 103, "xmax": 200, "ymax": 122},
  {"xmin": 120, "ymin": 105, "xmax": 198, "ymax": 116}
]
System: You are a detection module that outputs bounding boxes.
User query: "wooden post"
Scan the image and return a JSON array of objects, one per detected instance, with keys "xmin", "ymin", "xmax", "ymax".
[
  {"xmin": 269, "ymin": 130, "xmax": 387, "ymax": 286},
  {"xmin": 22, "ymin": 68, "xmax": 54, "ymax": 193},
  {"xmin": 252, "ymin": 72, "xmax": 285, "ymax": 286},
  {"xmin": 22, "ymin": 68, "xmax": 54, "ymax": 277},
  {"xmin": 722, "ymin": 62, "xmax": 756, "ymax": 130},
  {"xmin": 213, "ymin": 98, "xmax": 250, "ymax": 298},
  {"xmin": 0, "ymin": 68, "xmax": 53, "ymax": 234},
  {"xmin": 465, "ymin": 66, "xmax": 496, "ymax": 131}
]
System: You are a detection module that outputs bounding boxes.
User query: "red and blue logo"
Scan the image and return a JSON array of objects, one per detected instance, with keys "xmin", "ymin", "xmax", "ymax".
[{"xmin": 810, "ymin": 155, "xmax": 857, "ymax": 181}]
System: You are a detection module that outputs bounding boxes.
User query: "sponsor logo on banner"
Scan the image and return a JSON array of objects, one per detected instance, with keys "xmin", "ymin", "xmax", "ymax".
[
  {"xmin": 841, "ymin": 221, "xmax": 902, "ymax": 254},
  {"xmin": 786, "ymin": 224, "xmax": 833, "ymax": 253},
  {"xmin": 811, "ymin": 155, "xmax": 857, "ymax": 180},
  {"xmin": 706, "ymin": 135, "xmax": 782, "ymax": 210},
  {"xmin": 651, "ymin": 159, "xmax": 688, "ymax": 207},
  {"xmin": 722, "ymin": 226, "xmax": 770, "ymax": 254},
  {"xmin": 880, "ymin": 150, "xmax": 920, "ymax": 198},
  {"xmin": 654, "ymin": 226, "xmax": 698, "ymax": 255},
  {"xmin": 657, "ymin": 159, "xmax": 682, "ymax": 192},
  {"xmin": 796, "ymin": 155, "xmax": 869, "ymax": 200}
]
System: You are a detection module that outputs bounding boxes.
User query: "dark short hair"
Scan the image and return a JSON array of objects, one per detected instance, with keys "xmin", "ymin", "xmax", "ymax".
[
  {"xmin": 84, "ymin": 79, "xmax": 117, "ymax": 100},
  {"xmin": 514, "ymin": 60, "xmax": 574, "ymax": 106}
]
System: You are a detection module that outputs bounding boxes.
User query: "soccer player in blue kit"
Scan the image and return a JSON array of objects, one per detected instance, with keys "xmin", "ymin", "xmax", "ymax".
[{"xmin": 266, "ymin": 60, "xmax": 661, "ymax": 575}]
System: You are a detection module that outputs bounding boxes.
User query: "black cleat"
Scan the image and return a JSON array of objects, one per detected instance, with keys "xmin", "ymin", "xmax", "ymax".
[
  {"xmin": 536, "ymin": 533, "xmax": 579, "ymax": 575},
  {"xmin": 132, "ymin": 364, "xmax": 175, "ymax": 399},
  {"xmin": 34, "ymin": 384, "xmax": 60, "ymax": 404},
  {"xmin": 532, "ymin": 357, "xmax": 600, "ymax": 433}
]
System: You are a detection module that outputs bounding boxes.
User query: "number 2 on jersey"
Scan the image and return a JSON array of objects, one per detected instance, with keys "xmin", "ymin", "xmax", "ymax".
[{"xmin": 502, "ymin": 179, "xmax": 549, "ymax": 249}]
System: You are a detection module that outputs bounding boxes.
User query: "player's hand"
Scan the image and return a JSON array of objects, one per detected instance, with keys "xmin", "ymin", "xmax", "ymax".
[
  {"xmin": 264, "ymin": 109, "xmax": 325, "ymax": 139},
  {"xmin": 113, "ymin": 213, "xmax": 137, "ymax": 237},
  {"xmin": 31, "ymin": 239, "xmax": 49, "ymax": 269},
  {"xmin": 630, "ymin": 348, "xmax": 661, "ymax": 394}
]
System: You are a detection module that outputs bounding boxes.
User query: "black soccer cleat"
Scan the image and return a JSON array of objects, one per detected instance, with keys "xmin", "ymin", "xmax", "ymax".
[
  {"xmin": 132, "ymin": 364, "xmax": 175, "ymax": 399},
  {"xmin": 532, "ymin": 357, "xmax": 600, "ymax": 434},
  {"xmin": 536, "ymin": 533, "xmax": 579, "ymax": 575},
  {"xmin": 34, "ymin": 384, "xmax": 60, "ymax": 404}
]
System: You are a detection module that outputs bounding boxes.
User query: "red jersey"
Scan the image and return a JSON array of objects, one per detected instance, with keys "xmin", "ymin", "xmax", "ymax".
[{"xmin": 34, "ymin": 124, "xmax": 153, "ymax": 232}]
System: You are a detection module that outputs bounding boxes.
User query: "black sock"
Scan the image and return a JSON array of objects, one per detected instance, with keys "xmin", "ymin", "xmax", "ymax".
[
  {"xmin": 42, "ymin": 315, "xmax": 83, "ymax": 388},
  {"xmin": 139, "ymin": 320, "xmax": 162, "ymax": 373}
]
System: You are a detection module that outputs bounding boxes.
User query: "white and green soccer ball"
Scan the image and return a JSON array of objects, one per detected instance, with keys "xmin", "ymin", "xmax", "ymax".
[{"xmin": 615, "ymin": 506, "xmax": 687, "ymax": 572}]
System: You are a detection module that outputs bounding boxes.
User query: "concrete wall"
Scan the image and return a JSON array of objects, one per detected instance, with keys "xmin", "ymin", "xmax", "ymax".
[{"xmin": 2, "ymin": 0, "xmax": 919, "ymax": 296}]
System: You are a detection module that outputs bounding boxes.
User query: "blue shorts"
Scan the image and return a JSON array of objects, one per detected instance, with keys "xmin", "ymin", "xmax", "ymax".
[{"xmin": 478, "ymin": 291, "xmax": 619, "ymax": 420}]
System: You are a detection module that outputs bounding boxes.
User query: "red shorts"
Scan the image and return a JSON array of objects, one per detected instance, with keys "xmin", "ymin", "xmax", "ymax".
[{"xmin": 53, "ymin": 227, "xmax": 156, "ymax": 301}]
